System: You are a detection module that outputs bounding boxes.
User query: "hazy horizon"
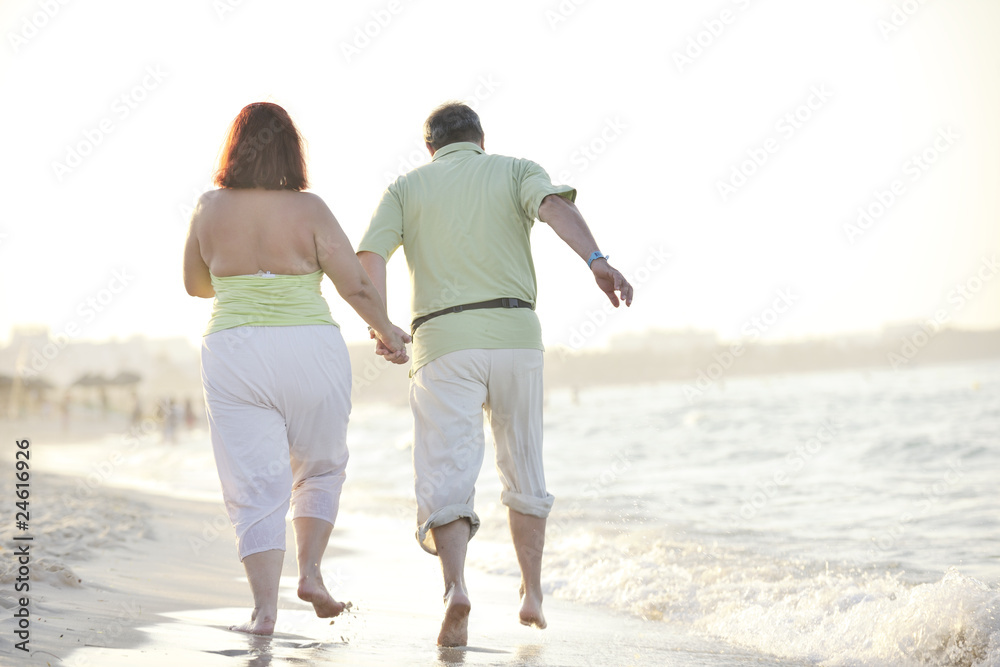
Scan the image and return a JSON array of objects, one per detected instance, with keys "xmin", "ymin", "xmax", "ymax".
[{"xmin": 6, "ymin": 320, "xmax": 1000, "ymax": 356}]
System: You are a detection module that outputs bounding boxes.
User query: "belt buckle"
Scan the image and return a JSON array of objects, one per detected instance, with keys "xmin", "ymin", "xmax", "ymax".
[{"xmin": 501, "ymin": 298, "xmax": 517, "ymax": 308}]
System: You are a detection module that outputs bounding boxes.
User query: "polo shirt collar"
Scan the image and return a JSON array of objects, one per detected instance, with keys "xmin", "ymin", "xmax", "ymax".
[{"xmin": 431, "ymin": 141, "xmax": 485, "ymax": 162}]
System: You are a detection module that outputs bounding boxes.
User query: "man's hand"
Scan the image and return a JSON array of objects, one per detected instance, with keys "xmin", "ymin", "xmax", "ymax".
[
  {"xmin": 371, "ymin": 324, "xmax": 412, "ymax": 364},
  {"xmin": 591, "ymin": 259, "xmax": 633, "ymax": 307}
]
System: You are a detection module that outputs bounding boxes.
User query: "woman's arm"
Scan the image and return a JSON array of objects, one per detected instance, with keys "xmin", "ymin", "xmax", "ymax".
[
  {"xmin": 183, "ymin": 199, "xmax": 214, "ymax": 298},
  {"xmin": 357, "ymin": 250, "xmax": 411, "ymax": 359},
  {"xmin": 310, "ymin": 194, "xmax": 410, "ymax": 361}
]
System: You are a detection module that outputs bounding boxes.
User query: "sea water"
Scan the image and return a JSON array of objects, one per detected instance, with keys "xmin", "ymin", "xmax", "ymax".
[
  {"xmin": 42, "ymin": 358, "xmax": 1000, "ymax": 665},
  {"xmin": 344, "ymin": 358, "xmax": 1000, "ymax": 666}
]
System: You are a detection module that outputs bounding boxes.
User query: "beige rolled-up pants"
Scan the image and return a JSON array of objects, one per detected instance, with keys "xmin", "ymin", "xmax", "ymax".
[
  {"xmin": 201, "ymin": 324, "xmax": 351, "ymax": 560},
  {"xmin": 409, "ymin": 348, "xmax": 554, "ymax": 555}
]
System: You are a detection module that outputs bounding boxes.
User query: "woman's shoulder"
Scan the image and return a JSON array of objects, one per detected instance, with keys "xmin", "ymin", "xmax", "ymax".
[
  {"xmin": 194, "ymin": 187, "xmax": 229, "ymax": 213},
  {"xmin": 260, "ymin": 188, "xmax": 329, "ymax": 211},
  {"xmin": 197, "ymin": 187, "xmax": 326, "ymax": 208},
  {"xmin": 292, "ymin": 190, "xmax": 328, "ymax": 206},
  {"xmin": 194, "ymin": 188, "xmax": 332, "ymax": 230},
  {"xmin": 291, "ymin": 191, "xmax": 336, "ymax": 219}
]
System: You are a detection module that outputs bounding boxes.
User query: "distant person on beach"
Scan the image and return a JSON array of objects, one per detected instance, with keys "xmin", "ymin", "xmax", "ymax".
[
  {"xmin": 60, "ymin": 391, "xmax": 70, "ymax": 431},
  {"xmin": 183, "ymin": 102, "xmax": 410, "ymax": 635},
  {"xmin": 130, "ymin": 391, "xmax": 142, "ymax": 429},
  {"xmin": 160, "ymin": 397, "xmax": 178, "ymax": 444},
  {"xmin": 183, "ymin": 396, "xmax": 196, "ymax": 431},
  {"xmin": 358, "ymin": 102, "xmax": 633, "ymax": 646}
]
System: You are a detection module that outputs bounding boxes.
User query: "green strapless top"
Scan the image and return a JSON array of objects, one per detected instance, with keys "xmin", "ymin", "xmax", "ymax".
[{"xmin": 204, "ymin": 270, "xmax": 338, "ymax": 335}]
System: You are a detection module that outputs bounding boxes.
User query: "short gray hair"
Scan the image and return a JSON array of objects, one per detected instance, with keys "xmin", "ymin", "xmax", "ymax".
[{"xmin": 423, "ymin": 102, "xmax": 484, "ymax": 150}]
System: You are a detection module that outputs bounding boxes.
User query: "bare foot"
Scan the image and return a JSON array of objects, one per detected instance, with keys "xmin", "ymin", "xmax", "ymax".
[
  {"xmin": 230, "ymin": 607, "xmax": 276, "ymax": 635},
  {"xmin": 298, "ymin": 575, "xmax": 346, "ymax": 619},
  {"xmin": 518, "ymin": 584, "xmax": 546, "ymax": 629},
  {"xmin": 437, "ymin": 585, "xmax": 471, "ymax": 647}
]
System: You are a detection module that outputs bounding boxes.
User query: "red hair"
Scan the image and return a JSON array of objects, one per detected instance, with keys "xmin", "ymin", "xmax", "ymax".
[{"xmin": 214, "ymin": 102, "xmax": 308, "ymax": 190}]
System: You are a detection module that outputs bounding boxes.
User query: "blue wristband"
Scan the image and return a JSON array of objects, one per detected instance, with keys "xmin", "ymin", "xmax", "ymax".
[{"xmin": 587, "ymin": 251, "xmax": 609, "ymax": 268}]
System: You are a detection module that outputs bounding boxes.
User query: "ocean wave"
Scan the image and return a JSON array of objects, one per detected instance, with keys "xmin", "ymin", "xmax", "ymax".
[{"xmin": 474, "ymin": 527, "xmax": 1000, "ymax": 666}]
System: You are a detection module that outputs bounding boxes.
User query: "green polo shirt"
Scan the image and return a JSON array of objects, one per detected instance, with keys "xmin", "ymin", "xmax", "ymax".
[{"xmin": 359, "ymin": 142, "xmax": 576, "ymax": 373}]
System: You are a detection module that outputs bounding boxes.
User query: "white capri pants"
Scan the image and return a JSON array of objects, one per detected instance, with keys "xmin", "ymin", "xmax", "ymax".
[
  {"xmin": 409, "ymin": 348, "xmax": 554, "ymax": 555},
  {"xmin": 201, "ymin": 324, "xmax": 351, "ymax": 561}
]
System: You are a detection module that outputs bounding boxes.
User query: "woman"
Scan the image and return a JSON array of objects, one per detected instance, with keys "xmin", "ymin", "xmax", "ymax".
[{"xmin": 183, "ymin": 102, "xmax": 409, "ymax": 635}]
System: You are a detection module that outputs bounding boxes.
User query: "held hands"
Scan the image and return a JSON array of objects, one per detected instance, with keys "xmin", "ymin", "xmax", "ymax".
[
  {"xmin": 591, "ymin": 258, "xmax": 634, "ymax": 307},
  {"xmin": 370, "ymin": 324, "xmax": 412, "ymax": 364}
]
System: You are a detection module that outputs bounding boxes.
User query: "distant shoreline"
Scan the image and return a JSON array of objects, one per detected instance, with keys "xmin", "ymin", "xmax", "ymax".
[{"xmin": 2, "ymin": 327, "xmax": 998, "ymax": 412}]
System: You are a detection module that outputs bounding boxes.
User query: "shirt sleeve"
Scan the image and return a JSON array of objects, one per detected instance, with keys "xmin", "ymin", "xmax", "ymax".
[
  {"xmin": 517, "ymin": 159, "xmax": 577, "ymax": 221},
  {"xmin": 358, "ymin": 183, "xmax": 404, "ymax": 261}
]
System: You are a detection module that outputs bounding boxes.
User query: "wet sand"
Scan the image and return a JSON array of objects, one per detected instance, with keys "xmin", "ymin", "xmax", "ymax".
[{"xmin": 0, "ymin": 426, "xmax": 801, "ymax": 666}]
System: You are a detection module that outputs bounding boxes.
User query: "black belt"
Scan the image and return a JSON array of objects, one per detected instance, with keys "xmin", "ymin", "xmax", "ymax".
[{"xmin": 411, "ymin": 298, "xmax": 535, "ymax": 334}]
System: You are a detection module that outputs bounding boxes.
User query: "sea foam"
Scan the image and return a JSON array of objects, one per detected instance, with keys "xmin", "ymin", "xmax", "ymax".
[{"xmin": 475, "ymin": 526, "xmax": 1000, "ymax": 666}]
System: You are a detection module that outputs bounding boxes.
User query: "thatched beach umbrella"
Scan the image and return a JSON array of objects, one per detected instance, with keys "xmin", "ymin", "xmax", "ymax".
[
  {"xmin": 72, "ymin": 372, "xmax": 108, "ymax": 388},
  {"xmin": 110, "ymin": 371, "xmax": 142, "ymax": 386}
]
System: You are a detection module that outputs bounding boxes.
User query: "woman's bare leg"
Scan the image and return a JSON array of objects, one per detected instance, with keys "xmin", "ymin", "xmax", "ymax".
[
  {"xmin": 293, "ymin": 517, "xmax": 346, "ymax": 618},
  {"xmin": 231, "ymin": 549, "xmax": 284, "ymax": 635}
]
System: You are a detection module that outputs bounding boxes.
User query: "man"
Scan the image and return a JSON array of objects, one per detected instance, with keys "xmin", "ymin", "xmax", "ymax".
[{"xmin": 357, "ymin": 102, "xmax": 633, "ymax": 647}]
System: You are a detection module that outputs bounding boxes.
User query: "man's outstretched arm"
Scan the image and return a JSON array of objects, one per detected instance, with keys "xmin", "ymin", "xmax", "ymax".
[{"xmin": 537, "ymin": 194, "xmax": 634, "ymax": 307}]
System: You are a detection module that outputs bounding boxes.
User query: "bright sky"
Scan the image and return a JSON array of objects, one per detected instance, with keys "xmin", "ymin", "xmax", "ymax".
[{"xmin": 1, "ymin": 0, "xmax": 998, "ymax": 350}]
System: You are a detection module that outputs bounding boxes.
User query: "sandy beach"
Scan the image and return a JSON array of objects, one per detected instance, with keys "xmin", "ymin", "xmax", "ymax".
[{"xmin": 0, "ymin": 423, "xmax": 795, "ymax": 667}]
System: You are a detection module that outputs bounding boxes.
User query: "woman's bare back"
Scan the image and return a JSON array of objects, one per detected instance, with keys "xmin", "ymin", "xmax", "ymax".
[{"xmin": 195, "ymin": 188, "xmax": 324, "ymax": 277}]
